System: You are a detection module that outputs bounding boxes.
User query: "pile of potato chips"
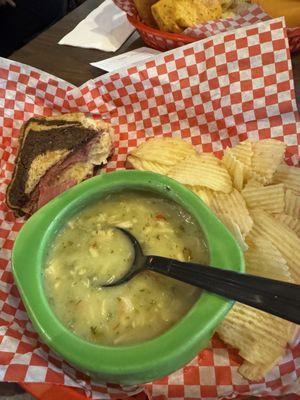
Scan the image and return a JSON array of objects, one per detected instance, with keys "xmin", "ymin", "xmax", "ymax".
[
  {"xmin": 127, "ymin": 137, "xmax": 300, "ymax": 381},
  {"xmin": 133, "ymin": 0, "xmax": 249, "ymax": 32}
]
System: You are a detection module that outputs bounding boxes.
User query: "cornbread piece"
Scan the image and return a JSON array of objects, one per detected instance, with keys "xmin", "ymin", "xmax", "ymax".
[{"xmin": 151, "ymin": 0, "xmax": 222, "ymax": 33}]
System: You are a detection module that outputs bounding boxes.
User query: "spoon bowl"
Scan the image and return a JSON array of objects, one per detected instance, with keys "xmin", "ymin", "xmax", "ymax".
[{"xmin": 102, "ymin": 228, "xmax": 146, "ymax": 287}]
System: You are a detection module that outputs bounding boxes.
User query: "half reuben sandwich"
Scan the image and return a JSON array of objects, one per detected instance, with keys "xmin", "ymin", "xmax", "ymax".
[{"xmin": 6, "ymin": 112, "xmax": 114, "ymax": 216}]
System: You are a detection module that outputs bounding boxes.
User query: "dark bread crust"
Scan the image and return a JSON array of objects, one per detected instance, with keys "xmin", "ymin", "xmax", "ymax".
[{"xmin": 6, "ymin": 115, "xmax": 100, "ymax": 215}]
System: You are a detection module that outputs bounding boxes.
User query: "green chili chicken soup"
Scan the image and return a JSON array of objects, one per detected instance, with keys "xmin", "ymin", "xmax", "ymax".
[{"xmin": 44, "ymin": 191, "xmax": 209, "ymax": 346}]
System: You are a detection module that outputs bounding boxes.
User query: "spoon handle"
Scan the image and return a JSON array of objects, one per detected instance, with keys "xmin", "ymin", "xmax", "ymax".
[{"xmin": 146, "ymin": 256, "xmax": 300, "ymax": 324}]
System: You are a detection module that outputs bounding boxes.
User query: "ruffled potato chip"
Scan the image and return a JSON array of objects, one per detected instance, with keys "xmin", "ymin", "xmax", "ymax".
[
  {"xmin": 210, "ymin": 189, "xmax": 253, "ymax": 237},
  {"xmin": 167, "ymin": 154, "xmax": 232, "ymax": 193},
  {"xmin": 273, "ymin": 163, "xmax": 300, "ymax": 192},
  {"xmin": 242, "ymin": 184, "xmax": 285, "ymax": 214},
  {"xmin": 273, "ymin": 213, "xmax": 300, "ymax": 237},
  {"xmin": 222, "ymin": 149, "xmax": 245, "ymax": 190},
  {"xmin": 243, "ymin": 178, "xmax": 263, "ymax": 188},
  {"xmin": 230, "ymin": 140, "xmax": 253, "ymax": 171},
  {"xmin": 251, "ymin": 139, "xmax": 286, "ymax": 184},
  {"xmin": 126, "ymin": 155, "xmax": 170, "ymax": 175},
  {"xmin": 285, "ymin": 189, "xmax": 300, "ymax": 218},
  {"xmin": 239, "ymin": 359, "xmax": 281, "ymax": 382},
  {"xmin": 246, "ymin": 232, "xmax": 291, "ymax": 282},
  {"xmin": 247, "ymin": 170, "xmax": 270, "ymax": 185},
  {"xmin": 251, "ymin": 210, "xmax": 300, "ymax": 283},
  {"xmin": 187, "ymin": 185, "xmax": 214, "ymax": 208},
  {"xmin": 217, "ymin": 303, "xmax": 295, "ymax": 368},
  {"xmin": 197, "ymin": 152, "xmax": 220, "ymax": 165},
  {"xmin": 129, "ymin": 137, "xmax": 196, "ymax": 166},
  {"xmin": 217, "ymin": 213, "xmax": 249, "ymax": 251}
]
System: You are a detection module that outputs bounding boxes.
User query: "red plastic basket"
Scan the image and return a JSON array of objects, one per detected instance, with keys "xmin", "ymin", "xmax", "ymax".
[
  {"xmin": 127, "ymin": 14, "xmax": 300, "ymax": 53},
  {"xmin": 127, "ymin": 15, "xmax": 194, "ymax": 51}
]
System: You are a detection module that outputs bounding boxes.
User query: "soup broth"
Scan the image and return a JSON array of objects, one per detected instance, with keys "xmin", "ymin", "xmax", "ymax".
[{"xmin": 44, "ymin": 191, "xmax": 208, "ymax": 346}]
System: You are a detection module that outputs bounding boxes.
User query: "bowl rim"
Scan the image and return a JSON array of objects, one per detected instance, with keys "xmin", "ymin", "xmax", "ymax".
[
  {"xmin": 127, "ymin": 14, "xmax": 196, "ymax": 43},
  {"xmin": 12, "ymin": 170, "xmax": 244, "ymax": 384}
]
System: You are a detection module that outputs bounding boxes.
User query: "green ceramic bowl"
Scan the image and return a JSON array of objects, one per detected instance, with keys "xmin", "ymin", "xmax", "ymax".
[{"xmin": 12, "ymin": 170, "xmax": 244, "ymax": 385}]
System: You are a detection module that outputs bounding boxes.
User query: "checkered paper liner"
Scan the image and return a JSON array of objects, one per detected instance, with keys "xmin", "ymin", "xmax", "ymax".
[
  {"xmin": 114, "ymin": 0, "xmax": 300, "ymax": 53},
  {"xmin": 1, "ymin": 17, "xmax": 300, "ymax": 400}
]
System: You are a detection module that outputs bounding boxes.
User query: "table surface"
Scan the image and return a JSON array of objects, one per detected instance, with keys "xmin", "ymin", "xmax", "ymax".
[
  {"xmin": 10, "ymin": 0, "xmax": 143, "ymax": 86},
  {"xmin": 10, "ymin": 0, "xmax": 300, "ymax": 110}
]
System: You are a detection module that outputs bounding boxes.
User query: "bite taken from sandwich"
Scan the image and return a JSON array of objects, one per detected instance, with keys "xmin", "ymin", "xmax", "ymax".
[{"xmin": 6, "ymin": 112, "xmax": 114, "ymax": 217}]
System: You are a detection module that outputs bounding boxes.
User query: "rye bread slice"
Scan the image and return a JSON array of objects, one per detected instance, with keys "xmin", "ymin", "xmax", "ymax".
[{"xmin": 6, "ymin": 113, "xmax": 113, "ymax": 216}]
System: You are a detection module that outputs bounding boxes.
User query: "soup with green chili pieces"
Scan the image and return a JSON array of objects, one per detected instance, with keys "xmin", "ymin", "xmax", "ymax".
[{"xmin": 44, "ymin": 191, "xmax": 208, "ymax": 346}]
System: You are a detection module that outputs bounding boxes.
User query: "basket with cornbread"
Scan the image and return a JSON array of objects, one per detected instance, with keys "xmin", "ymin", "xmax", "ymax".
[{"xmin": 114, "ymin": 0, "xmax": 300, "ymax": 52}]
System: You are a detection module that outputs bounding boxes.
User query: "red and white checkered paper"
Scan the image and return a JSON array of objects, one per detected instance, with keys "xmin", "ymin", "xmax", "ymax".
[
  {"xmin": 114, "ymin": 0, "xmax": 300, "ymax": 53},
  {"xmin": 0, "ymin": 17, "xmax": 300, "ymax": 400}
]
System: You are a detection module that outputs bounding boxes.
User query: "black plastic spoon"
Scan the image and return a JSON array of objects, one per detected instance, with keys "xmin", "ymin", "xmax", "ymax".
[{"xmin": 103, "ymin": 228, "xmax": 300, "ymax": 324}]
